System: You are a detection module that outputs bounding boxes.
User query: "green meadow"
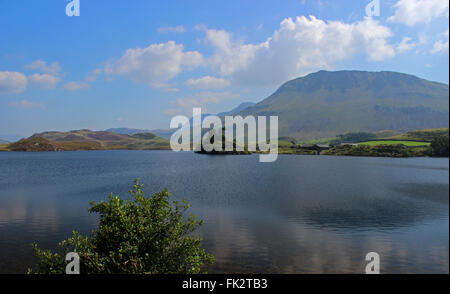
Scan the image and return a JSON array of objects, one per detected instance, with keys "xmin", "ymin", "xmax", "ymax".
[{"xmin": 358, "ymin": 140, "xmax": 430, "ymax": 147}]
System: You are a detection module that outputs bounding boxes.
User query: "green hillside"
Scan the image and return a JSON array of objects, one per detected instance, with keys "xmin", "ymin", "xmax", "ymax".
[
  {"xmin": 239, "ymin": 70, "xmax": 449, "ymax": 140},
  {"xmin": 358, "ymin": 140, "xmax": 430, "ymax": 147},
  {"xmin": 24, "ymin": 130, "xmax": 171, "ymax": 151},
  {"xmin": 388, "ymin": 128, "xmax": 449, "ymax": 142},
  {"xmin": 8, "ymin": 138, "xmax": 104, "ymax": 152}
]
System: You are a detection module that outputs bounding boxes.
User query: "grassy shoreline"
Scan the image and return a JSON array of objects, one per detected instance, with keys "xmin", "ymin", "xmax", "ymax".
[{"xmin": 2, "ymin": 128, "xmax": 447, "ymax": 158}]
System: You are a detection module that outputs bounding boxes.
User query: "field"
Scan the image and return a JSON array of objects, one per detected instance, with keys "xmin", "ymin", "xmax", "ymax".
[
  {"xmin": 358, "ymin": 140, "xmax": 430, "ymax": 147},
  {"xmin": 388, "ymin": 128, "xmax": 449, "ymax": 142}
]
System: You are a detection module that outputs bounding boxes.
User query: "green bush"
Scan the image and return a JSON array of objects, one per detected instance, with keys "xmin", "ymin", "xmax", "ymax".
[
  {"xmin": 429, "ymin": 136, "xmax": 449, "ymax": 157},
  {"xmin": 29, "ymin": 180, "xmax": 214, "ymax": 274}
]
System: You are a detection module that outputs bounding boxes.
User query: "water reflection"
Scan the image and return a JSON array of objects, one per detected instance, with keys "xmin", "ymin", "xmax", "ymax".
[
  {"xmin": 0, "ymin": 151, "xmax": 448, "ymax": 273},
  {"xmin": 199, "ymin": 206, "xmax": 449, "ymax": 274}
]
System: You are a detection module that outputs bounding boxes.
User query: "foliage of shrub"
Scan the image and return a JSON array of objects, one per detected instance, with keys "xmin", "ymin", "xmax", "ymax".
[
  {"xmin": 29, "ymin": 180, "xmax": 214, "ymax": 274},
  {"xmin": 429, "ymin": 136, "xmax": 449, "ymax": 157}
]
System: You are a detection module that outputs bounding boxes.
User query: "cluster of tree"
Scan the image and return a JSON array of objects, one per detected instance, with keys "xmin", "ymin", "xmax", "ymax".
[
  {"xmin": 196, "ymin": 128, "xmax": 252, "ymax": 155},
  {"xmin": 429, "ymin": 136, "xmax": 449, "ymax": 157},
  {"xmin": 29, "ymin": 180, "xmax": 214, "ymax": 274},
  {"xmin": 323, "ymin": 144, "xmax": 416, "ymax": 157}
]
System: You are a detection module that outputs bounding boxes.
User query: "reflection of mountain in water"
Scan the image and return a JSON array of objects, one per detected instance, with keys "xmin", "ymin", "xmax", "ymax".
[
  {"xmin": 274, "ymin": 182, "xmax": 449, "ymax": 231},
  {"xmin": 0, "ymin": 152, "xmax": 448, "ymax": 273}
]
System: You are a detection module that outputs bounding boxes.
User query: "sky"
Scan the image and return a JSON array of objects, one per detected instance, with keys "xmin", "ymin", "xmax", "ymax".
[{"xmin": 0, "ymin": 0, "xmax": 448, "ymax": 140}]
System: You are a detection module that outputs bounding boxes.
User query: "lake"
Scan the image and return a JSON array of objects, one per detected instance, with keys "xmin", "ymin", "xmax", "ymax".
[{"xmin": 0, "ymin": 151, "xmax": 448, "ymax": 274}]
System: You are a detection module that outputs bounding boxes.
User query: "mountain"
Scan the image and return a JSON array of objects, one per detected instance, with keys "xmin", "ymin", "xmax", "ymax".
[
  {"xmin": 0, "ymin": 134, "xmax": 23, "ymax": 142},
  {"xmin": 30, "ymin": 129, "xmax": 170, "ymax": 150},
  {"xmin": 105, "ymin": 128, "xmax": 151, "ymax": 135},
  {"xmin": 238, "ymin": 70, "xmax": 449, "ymax": 140},
  {"xmin": 8, "ymin": 137, "xmax": 104, "ymax": 152},
  {"xmin": 107, "ymin": 102, "xmax": 256, "ymax": 139},
  {"xmin": 106, "ymin": 128, "xmax": 175, "ymax": 139},
  {"xmin": 0, "ymin": 139, "xmax": 9, "ymax": 145},
  {"xmin": 148, "ymin": 129, "xmax": 176, "ymax": 139},
  {"xmin": 218, "ymin": 102, "xmax": 256, "ymax": 116}
]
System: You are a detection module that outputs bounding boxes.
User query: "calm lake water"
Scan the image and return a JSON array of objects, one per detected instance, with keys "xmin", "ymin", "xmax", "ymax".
[{"xmin": 0, "ymin": 151, "xmax": 448, "ymax": 274}]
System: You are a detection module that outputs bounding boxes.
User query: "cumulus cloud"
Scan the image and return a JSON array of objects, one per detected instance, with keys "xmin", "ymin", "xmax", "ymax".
[
  {"xmin": 167, "ymin": 91, "xmax": 240, "ymax": 115},
  {"xmin": 85, "ymin": 68, "xmax": 102, "ymax": 82},
  {"xmin": 430, "ymin": 40, "xmax": 448, "ymax": 54},
  {"xmin": 430, "ymin": 30, "xmax": 449, "ymax": 54},
  {"xmin": 198, "ymin": 16, "xmax": 395, "ymax": 86},
  {"xmin": 397, "ymin": 37, "xmax": 416, "ymax": 53},
  {"xmin": 28, "ymin": 73, "xmax": 61, "ymax": 89},
  {"xmin": 0, "ymin": 71, "xmax": 27, "ymax": 96},
  {"xmin": 25, "ymin": 59, "xmax": 61, "ymax": 75},
  {"xmin": 63, "ymin": 81, "xmax": 91, "ymax": 91},
  {"xmin": 8, "ymin": 99, "xmax": 43, "ymax": 109},
  {"xmin": 62, "ymin": 68, "xmax": 103, "ymax": 91},
  {"xmin": 186, "ymin": 76, "xmax": 231, "ymax": 89},
  {"xmin": 388, "ymin": 0, "xmax": 449, "ymax": 27},
  {"xmin": 157, "ymin": 25, "xmax": 187, "ymax": 34},
  {"xmin": 105, "ymin": 41, "xmax": 203, "ymax": 89}
]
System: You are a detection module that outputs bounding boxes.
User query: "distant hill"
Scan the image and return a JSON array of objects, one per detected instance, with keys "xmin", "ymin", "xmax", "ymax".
[
  {"xmin": 0, "ymin": 134, "xmax": 23, "ymax": 142},
  {"xmin": 148, "ymin": 129, "xmax": 176, "ymax": 139},
  {"xmin": 218, "ymin": 102, "xmax": 255, "ymax": 116},
  {"xmin": 105, "ymin": 128, "xmax": 151, "ymax": 135},
  {"xmin": 107, "ymin": 128, "xmax": 174, "ymax": 139},
  {"xmin": 28, "ymin": 129, "xmax": 170, "ymax": 150},
  {"xmin": 388, "ymin": 128, "xmax": 449, "ymax": 142},
  {"xmin": 0, "ymin": 139, "xmax": 9, "ymax": 144},
  {"xmin": 238, "ymin": 70, "xmax": 449, "ymax": 140},
  {"xmin": 107, "ymin": 102, "xmax": 256, "ymax": 139},
  {"xmin": 8, "ymin": 137, "xmax": 103, "ymax": 152}
]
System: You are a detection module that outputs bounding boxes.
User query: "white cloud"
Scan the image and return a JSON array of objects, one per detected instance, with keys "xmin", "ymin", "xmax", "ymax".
[
  {"xmin": 199, "ymin": 16, "xmax": 395, "ymax": 86},
  {"xmin": 388, "ymin": 0, "xmax": 449, "ymax": 27},
  {"xmin": 158, "ymin": 25, "xmax": 186, "ymax": 34},
  {"xmin": 8, "ymin": 99, "xmax": 43, "ymax": 109},
  {"xmin": 186, "ymin": 76, "xmax": 231, "ymax": 89},
  {"xmin": 25, "ymin": 59, "xmax": 61, "ymax": 75},
  {"xmin": 62, "ymin": 68, "xmax": 102, "ymax": 91},
  {"xmin": 85, "ymin": 68, "xmax": 102, "ymax": 82},
  {"xmin": 63, "ymin": 81, "xmax": 91, "ymax": 91},
  {"xmin": 0, "ymin": 71, "xmax": 27, "ymax": 96},
  {"xmin": 163, "ymin": 87, "xmax": 180, "ymax": 93},
  {"xmin": 167, "ymin": 91, "xmax": 240, "ymax": 115},
  {"xmin": 151, "ymin": 82, "xmax": 180, "ymax": 92},
  {"xmin": 105, "ymin": 41, "xmax": 203, "ymax": 89},
  {"xmin": 431, "ymin": 40, "xmax": 449, "ymax": 54},
  {"xmin": 28, "ymin": 73, "xmax": 61, "ymax": 89},
  {"xmin": 397, "ymin": 37, "xmax": 416, "ymax": 53},
  {"xmin": 430, "ymin": 30, "xmax": 449, "ymax": 54}
]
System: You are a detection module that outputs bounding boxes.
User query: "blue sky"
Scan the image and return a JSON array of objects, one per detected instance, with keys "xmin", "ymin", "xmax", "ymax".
[{"xmin": 0, "ymin": 0, "xmax": 448, "ymax": 140}]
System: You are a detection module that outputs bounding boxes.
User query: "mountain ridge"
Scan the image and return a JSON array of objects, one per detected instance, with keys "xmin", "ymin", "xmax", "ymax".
[
  {"xmin": 238, "ymin": 70, "xmax": 449, "ymax": 140},
  {"xmin": 29, "ymin": 129, "xmax": 170, "ymax": 150},
  {"xmin": 107, "ymin": 102, "xmax": 256, "ymax": 139}
]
